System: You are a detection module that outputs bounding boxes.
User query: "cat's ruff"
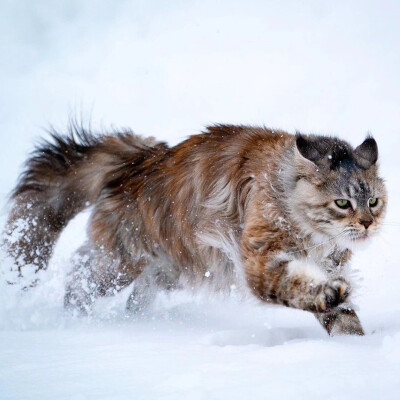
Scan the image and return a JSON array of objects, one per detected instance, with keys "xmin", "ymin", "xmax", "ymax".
[{"xmin": 4, "ymin": 123, "xmax": 386, "ymax": 335}]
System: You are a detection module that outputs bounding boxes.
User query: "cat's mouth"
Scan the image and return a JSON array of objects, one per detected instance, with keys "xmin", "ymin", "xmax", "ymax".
[{"xmin": 351, "ymin": 232, "xmax": 369, "ymax": 241}]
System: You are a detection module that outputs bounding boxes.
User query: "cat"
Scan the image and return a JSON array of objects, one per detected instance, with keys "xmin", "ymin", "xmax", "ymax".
[{"xmin": 4, "ymin": 123, "xmax": 387, "ymax": 335}]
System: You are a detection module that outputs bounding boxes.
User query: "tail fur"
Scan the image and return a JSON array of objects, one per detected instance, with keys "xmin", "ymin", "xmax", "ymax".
[{"xmin": 4, "ymin": 122, "xmax": 165, "ymax": 278}]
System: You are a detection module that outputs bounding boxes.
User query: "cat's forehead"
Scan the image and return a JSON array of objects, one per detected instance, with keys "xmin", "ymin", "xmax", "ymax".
[{"xmin": 328, "ymin": 167, "xmax": 383, "ymax": 200}]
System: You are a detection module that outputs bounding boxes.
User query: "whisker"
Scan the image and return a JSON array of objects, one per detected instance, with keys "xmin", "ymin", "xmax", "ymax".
[{"xmin": 288, "ymin": 229, "xmax": 349, "ymax": 255}]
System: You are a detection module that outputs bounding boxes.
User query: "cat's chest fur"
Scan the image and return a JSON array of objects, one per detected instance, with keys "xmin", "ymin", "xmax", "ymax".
[{"xmin": 295, "ymin": 242, "xmax": 351, "ymax": 277}]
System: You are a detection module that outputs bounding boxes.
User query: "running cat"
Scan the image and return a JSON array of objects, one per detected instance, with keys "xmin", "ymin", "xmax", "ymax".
[{"xmin": 4, "ymin": 124, "xmax": 387, "ymax": 335}]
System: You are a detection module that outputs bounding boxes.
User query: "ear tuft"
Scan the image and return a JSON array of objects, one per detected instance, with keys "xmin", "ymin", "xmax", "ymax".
[{"xmin": 354, "ymin": 136, "xmax": 378, "ymax": 169}]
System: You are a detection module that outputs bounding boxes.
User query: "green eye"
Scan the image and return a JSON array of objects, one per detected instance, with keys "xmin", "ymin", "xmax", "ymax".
[
  {"xmin": 335, "ymin": 199, "xmax": 351, "ymax": 209},
  {"xmin": 368, "ymin": 197, "xmax": 378, "ymax": 207}
]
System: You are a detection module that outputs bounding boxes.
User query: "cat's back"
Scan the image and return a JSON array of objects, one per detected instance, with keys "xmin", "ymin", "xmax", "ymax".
[{"xmin": 168, "ymin": 124, "xmax": 293, "ymax": 174}]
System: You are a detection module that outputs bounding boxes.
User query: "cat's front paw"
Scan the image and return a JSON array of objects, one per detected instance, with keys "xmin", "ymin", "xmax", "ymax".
[{"xmin": 314, "ymin": 278, "xmax": 351, "ymax": 312}]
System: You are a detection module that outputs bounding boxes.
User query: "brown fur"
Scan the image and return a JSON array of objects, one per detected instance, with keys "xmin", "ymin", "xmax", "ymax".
[{"xmin": 3, "ymin": 123, "xmax": 387, "ymax": 334}]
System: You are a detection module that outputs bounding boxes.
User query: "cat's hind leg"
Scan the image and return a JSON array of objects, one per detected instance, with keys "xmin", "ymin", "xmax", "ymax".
[
  {"xmin": 64, "ymin": 242, "xmax": 138, "ymax": 315},
  {"xmin": 125, "ymin": 273, "xmax": 157, "ymax": 316},
  {"xmin": 125, "ymin": 259, "xmax": 181, "ymax": 316},
  {"xmin": 64, "ymin": 246, "xmax": 96, "ymax": 315}
]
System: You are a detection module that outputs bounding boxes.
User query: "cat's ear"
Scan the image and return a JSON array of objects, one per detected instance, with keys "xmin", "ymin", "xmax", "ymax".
[
  {"xmin": 354, "ymin": 136, "xmax": 378, "ymax": 169},
  {"xmin": 294, "ymin": 134, "xmax": 325, "ymax": 184},
  {"xmin": 295, "ymin": 134, "xmax": 324, "ymax": 165}
]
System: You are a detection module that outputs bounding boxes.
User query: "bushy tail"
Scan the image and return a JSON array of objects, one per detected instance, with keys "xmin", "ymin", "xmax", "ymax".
[
  {"xmin": 3, "ymin": 124, "xmax": 104, "ymax": 277},
  {"xmin": 3, "ymin": 123, "xmax": 165, "ymax": 281}
]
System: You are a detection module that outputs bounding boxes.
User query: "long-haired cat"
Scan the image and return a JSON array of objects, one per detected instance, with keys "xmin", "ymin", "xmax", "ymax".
[{"xmin": 3, "ymin": 123, "xmax": 387, "ymax": 335}]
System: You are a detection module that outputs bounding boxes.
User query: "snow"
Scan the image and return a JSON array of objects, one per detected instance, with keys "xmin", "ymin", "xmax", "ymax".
[{"xmin": 1, "ymin": 1, "xmax": 400, "ymax": 399}]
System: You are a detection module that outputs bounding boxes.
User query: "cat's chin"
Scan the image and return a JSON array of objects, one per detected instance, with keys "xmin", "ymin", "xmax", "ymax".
[
  {"xmin": 341, "ymin": 234, "xmax": 373, "ymax": 251},
  {"xmin": 351, "ymin": 233, "xmax": 375, "ymax": 248}
]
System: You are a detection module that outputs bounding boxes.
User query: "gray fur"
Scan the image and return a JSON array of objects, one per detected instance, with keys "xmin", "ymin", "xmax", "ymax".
[{"xmin": 3, "ymin": 124, "xmax": 387, "ymax": 336}]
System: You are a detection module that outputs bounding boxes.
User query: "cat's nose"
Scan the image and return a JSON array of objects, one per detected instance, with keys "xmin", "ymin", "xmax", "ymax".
[{"xmin": 360, "ymin": 220, "xmax": 373, "ymax": 229}]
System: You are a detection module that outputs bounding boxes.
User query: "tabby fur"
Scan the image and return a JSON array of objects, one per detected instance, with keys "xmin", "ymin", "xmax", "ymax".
[{"xmin": 4, "ymin": 123, "xmax": 387, "ymax": 335}]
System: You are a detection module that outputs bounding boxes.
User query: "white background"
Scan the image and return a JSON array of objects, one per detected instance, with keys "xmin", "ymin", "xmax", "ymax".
[{"xmin": 1, "ymin": 1, "xmax": 400, "ymax": 399}]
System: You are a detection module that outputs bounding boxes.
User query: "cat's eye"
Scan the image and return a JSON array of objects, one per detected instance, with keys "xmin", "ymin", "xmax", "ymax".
[
  {"xmin": 335, "ymin": 199, "xmax": 352, "ymax": 209},
  {"xmin": 368, "ymin": 197, "xmax": 378, "ymax": 207}
]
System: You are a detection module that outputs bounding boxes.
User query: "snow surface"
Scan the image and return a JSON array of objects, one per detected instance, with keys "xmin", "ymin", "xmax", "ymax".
[{"xmin": 1, "ymin": 1, "xmax": 400, "ymax": 399}]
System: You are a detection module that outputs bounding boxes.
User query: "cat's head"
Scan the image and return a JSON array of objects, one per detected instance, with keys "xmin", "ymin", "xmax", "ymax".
[{"xmin": 290, "ymin": 133, "xmax": 387, "ymax": 248}]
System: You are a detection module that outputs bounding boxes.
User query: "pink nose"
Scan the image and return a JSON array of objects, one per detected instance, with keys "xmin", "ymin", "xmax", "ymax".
[{"xmin": 360, "ymin": 220, "xmax": 372, "ymax": 229}]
